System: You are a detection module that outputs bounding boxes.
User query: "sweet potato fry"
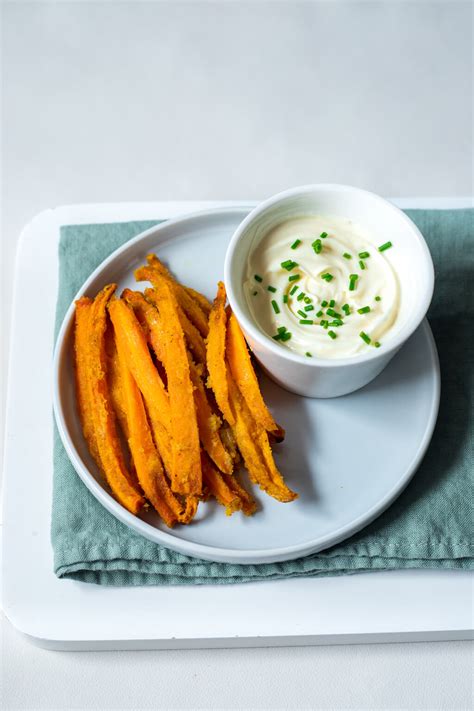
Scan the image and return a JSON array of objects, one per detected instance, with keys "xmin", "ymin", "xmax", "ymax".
[
  {"xmin": 201, "ymin": 452, "xmax": 241, "ymax": 516},
  {"xmin": 107, "ymin": 298, "xmax": 173, "ymax": 476},
  {"xmin": 135, "ymin": 262, "xmax": 209, "ymax": 338},
  {"xmin": 206, "ymin": 281, "xmax": 235, "ymax": 425},
  {"xmin": 220, "ymin": 472, "xmax": 257, "ymax": 516},
  {"xmin": 83, "ymin": 285, "xmax": 145, "ymax": 514},
  {"xmin": 143, "ymin": 254, "xmax": 212, "ymax": 316},
  {"xmin": 184, "ymin": 286, "xmax": 212, "ymax": 316},
  {"xmin": 74, "ymin": 296, "xmax": 99, "ymax": 462},
  {"xmin": 226, "ymin": 310, "xmax": 284, "ymax": 439},
  {"xmin": 106, "ymin": 330, "xmax": 130, "ymax": 440},
  {"xmin": 126, "ymin": 289, "xmax": 233, "ymax": 475},
  {"xmin": 147, "ymin": 279, "xmax": 202, "ymax": 496}
]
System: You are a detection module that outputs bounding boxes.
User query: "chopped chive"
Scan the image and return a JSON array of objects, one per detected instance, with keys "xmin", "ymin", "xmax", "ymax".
[
  {"xmin": 277, "ymin": 326, "xmax": 287, "ymax": 334},
  {"xmin": 358, "ymin": 251, "xmax": 370, "ymax": 259},
  {"xmin": 254, "ymin": 274, "xmax": 263, "ymax": 282},
  {"xmin": 305, "ymin": 352, "xmax": 312, "ymax": 357},
  {"xmin": 329, "ymin": 319, "xmax": 344, "ymax": 327},
  {"xmin": 297, "ymin": 309, "xmax": 307, "ymax": 318},
  {"xmin": 316, "ymin": 310, "xmax": 323, "ymax": 317},
  {"xmin": 359, "ymin": 260, "xmax": 366, "ymax": 270},
  {"xmin": 326, "ymin": 308, "xmax": 342, "ymax": 319},
  {"xmin": 304, "ymin": 296, "xmax": 312, "ymax": 304},
  {"xmin": 304, "ymin": 305, "xmax": 314, "ymax": 312},
  {"xmin": 358, "ymin": 306, "xmax": 371, "ymax": 314},
  {"xmin": 280, "ymin": 331, "xmax": 292, "ymax": 341},
  {"xmin": 320, "ymin": 319, "xmax": 329, "ymax": 329},
  {"xmin": 378, "ymin": 241, "xmax": 393, "ymax": 252},
  {"xmin": 320, "ymin": 231, "xmax": 328, "ymax": 238},
  {"xmin": 253, "ymin": 291, "xmax": 258, "ymax": 296},
  {"xmin": 271, "ymin": 299, "xmax": 280, "ymax": 314},
  {"xmin": 312, "ymin": 238, "xmax": 322, "ymax": 254},
  {"xmin": 297, "ymin": 292, "xmax": 306, "ymax": 301},
  {"xmin": 267, "ymin": 285, "xmax": 277, "ymax": 292},
  {"xmin": 299, "ymin": 319, "xmax": 313, "ymax": 325},
  {"xmin": 375, "ymin": 296, "xmax": 382, "ymax": 302},
  {"xmin": 329, "ymin": 299, "xmax": 335, "ymax": 308},
  {"xmin": 291, "ymin": 239, "xmax": 301, "ymax": 250},
  {"xmin": 342, "ymin": 303, "xmax": 351, "ymax": 315},
  {"xmin": 321, "ymin": 272, "xmax": 334, "ymax": 282},
  {"xmin": 281, "ymin": 259, "xmax": 298, "ymax": 271},
  {"xmin": 360, "ymin": 331, "xmax": 371, "ymax": 345},
  {"xmin": 328, "ymin": 330, "xmax": 337, "ymax": 339},
  {"xmin": 289, "ymin": 284, "xmax": 299, "ymax": 295},
  {"xmin": 321, "ymin": 300, "xmax": 328, "ymax": 307},
  {"xmin": 283, "ymin": 294, "xmax": 289, "ymax": 304},
  {"xmin": 343, "ymin": 252, "xmax": 352, "ymax": 260},
  {"xmin": 349, "ymin": 274, "xmax": 358, "ymax": 291},
  {"xmin": 288, "ymin": 274, "xmax": 300, "ymax": 282},
  {"xmin": 374, "ymin": 341, "xmax": 381, "ymax": 348},
  {"xmin": 272, "ymin": 333, "xmax": 282, "ymax": 340}
]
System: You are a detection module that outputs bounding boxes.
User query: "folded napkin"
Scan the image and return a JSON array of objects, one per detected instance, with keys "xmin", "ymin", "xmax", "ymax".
[{"xmin": 52, "ymin": 209, "xmax": 473, "ymax": 585}]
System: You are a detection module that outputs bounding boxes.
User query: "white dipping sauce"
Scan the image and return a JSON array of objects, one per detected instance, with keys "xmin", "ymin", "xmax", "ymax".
[{"xmin": 244, "ymin": 216, "xmax": 399, "ymax": 358}]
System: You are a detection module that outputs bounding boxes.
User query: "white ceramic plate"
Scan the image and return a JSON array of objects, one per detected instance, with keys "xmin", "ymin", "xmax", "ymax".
[{"xmin": 53, "ymin": 207, "xmax": 440, "ymax": 564}]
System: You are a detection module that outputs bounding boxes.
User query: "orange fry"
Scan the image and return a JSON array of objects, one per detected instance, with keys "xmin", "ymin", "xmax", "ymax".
[
  {"xmin": 147, "ymin": 279, "xmax": 202, "ymax": 496},
  {"xmin": 206, "ymin": 281, "xmax": 235, "ymax": 426},
  {"xmin": 220, "ymin": 472, "xmax": 257, "ymax": 517},
  {"xmin": 184, "ymin": 286, "xmax": 212, "ymax": 316},
  {"xmin": 74, "ymin": 296, "xmax": 99, "ymax": 462},
  {"xmin": 107, "ymin": 298, "xmax": 173, "ymax": 476},
  {"xmin": 80, "ymin": 285, "xmax": 145, "ymax": 514},
  {"xmin": 226, "ymin": 310, "xmax": 284, "ymax": 439},
  {"xmin": 201, "ymin": 452, "xmax": 241, "ymax": 516}
]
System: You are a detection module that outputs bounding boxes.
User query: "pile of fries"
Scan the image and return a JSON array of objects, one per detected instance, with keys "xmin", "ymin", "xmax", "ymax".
[{"xmin": 74, "ymin": 254, "xmax": 297, "ymax": 527}]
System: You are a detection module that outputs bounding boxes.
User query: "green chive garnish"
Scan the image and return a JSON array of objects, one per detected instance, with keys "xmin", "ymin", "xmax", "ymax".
[
  {"xmin": 349, "ymin": 274, "xmax": 358, "ymax": 291},
  {"xmin": 297, "ymin": 292, "xmax": 305, "ymax": 301},
  {"xmin": 329, "ymin": 319, "xmax": 343, "ymax": 327},
  {"xmin": 304, "ymin": 296, "xmax": 312, "ymax": 304},
  {"xmin": 342, "ymin": 303, "xmax": 351, "ymax": 315},
  {"xmin": 272, "ymin": 333, "xmax": 282, "ymax": 340},
  {"xmin": 254, "ymin": 274, "xmax": 263, "ymax": 282},
  {"xmin": 321, "ymin": 273, "xmax": 334, "ymax": 282},
  {"xmin": 267, "ymin": 285, "xmax": 277, "ymax": 293},
  {"xmin": 358, "ymin": 251, "xmax": 370, "ymax": 259},
  {"xmin": 326, "ymin": 308, "xmax": 342, "ymax": 319},
  {"xmin": 375, "ymin": 296, "xmax": 381, "ymax": 302},
  {"xmin": 283, "ymin": 294, "xmax": 289, "ymax": 304},
  {"xmin": 316, "ymin": 310, "xmax": 323, "ymax": 317},
  {"xmin": 328, "ymin": 330, "xmax": 337, "ymax": 339},
  {"xmin": 304, "ymin": 305, "xmax": 314, "ymax": 312},
  {"xmin": 358, "ymin": 306, "xmax": 371, "ymax": 314},
  {"xmin": 281, "ymin": 332, "xmax": 292, "ymax": 341},
  {"xmin": 378, "ymin": 241, "xmax": 393, "ymax": 252},
  {"xmin": 271, "ymin": 299, "xmax": 280, "ymax": 314},
  {"xmin": 297, "ymin": 309, "xmax": 307, "ymax": 318},
  {"xmin": 288, "ymin": 274, "xmax": 300, "ymax": 282},
  {"xmin": 360, "ymin": 331, "xmax": 371, "ymax": 345},
  {"xmin": 277, "ymin": 326, "xmax": 287, "ymax": 334},
  {"xmin": 291, "ymin": 239, "xmax": 301, "ymax": 250},
  {"xmin": 281, "ymin": 259, "xmax": 298, "ymax": 271},
  {"xmin": 321, "ymin": 300, "xmax": 328, "ymax": 307},
  {"xmin": 312, "ymin": 239, "xmax": 323, "ymax": 254},
  {"xmin": 305, "ymin": 352, "xmax": 312, "ymax": 357},
  {"xmin": 359, "ymin": 260, "xmax": 366, "ymax": 270},
  {"xmin": 320, "ymin": 319, "xmax": 329, "ymax": 329},
  {"xmin": 253, "ymin": 291, "xmax": 258, "ymax": 296},
  {"xmin": 374, "ymin": 341, "xmax": 381, "ymax": 348},
  {"xmin": 343, "ymin": 252, "xmax": 352, "ymax": 259},
  {"xmin": 289, "ymin": 284, "xmax": 299, "ymax": 295},
  {"xmin": 320, "ymin": 231, "xmax": 328, "ymax": 238},
  {"xmin": 299, "ymin": 319, "xmax": 313, "ymax": 325},
  {"xmin": 329, "ymin": 299, "xmax": 335, "ymax": 307}
]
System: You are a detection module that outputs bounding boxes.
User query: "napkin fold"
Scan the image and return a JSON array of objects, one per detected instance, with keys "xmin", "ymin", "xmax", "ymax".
[{"xmin": 52, "ymin": 209, "xmax": 473, "ymax": 585}]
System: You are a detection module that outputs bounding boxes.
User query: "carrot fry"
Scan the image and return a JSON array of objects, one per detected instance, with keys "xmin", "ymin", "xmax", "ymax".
[
  {"xmin": 135, "ymin": 263, "xmax": 209, "ymax": 337},
  {"xmin": 201, "ymin": 452, "xmax": 241, "ymax": 516},
  {"xmin": 125, "ymin": 289, "xmax": 233, "ymax": 475},
  {"xmin": 82, "ymin": 285, "xmax": 145, "ymax": 514},
  {"xmin": 107, "ymin": 298, "xmax": 173, "ymax": 476},
  {"xmin": 147, "ymin": 279, "xmax": 202, "ymax": 496},
  {"xmin": 206, "ymin": 281, "xmax": 235, "ymax": 425},
  {"xmin": 226, "ymin": 310, "xmax": 284, "ymax": 439}
]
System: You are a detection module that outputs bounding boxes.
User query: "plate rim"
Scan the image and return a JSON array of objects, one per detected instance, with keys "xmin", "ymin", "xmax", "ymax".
[{"xmin": 52, "ymin": 208, "xmax": 441, "ymax": 564}]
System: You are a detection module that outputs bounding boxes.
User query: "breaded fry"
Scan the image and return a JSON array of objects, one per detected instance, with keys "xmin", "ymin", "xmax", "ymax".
[
  {"xmin": 147, "ymin": 279, "xmax": 202, "ymax": 496},
  {"xmin": 135, "ymin": 262, "xmax": 209, "ymax": 338},
  {"xmin": 226, "ymin": 310, "xmax": 284, "ymax": 440},
  {"xmin": 201, "ymin": 452, "xmax": 241, "ymax": 516},
  {"xmin": 82, "ymin": 285, "xmax": 145, "ymax": 514},
  {"xmin": 220, "ymin": 471, "xmax": 257, "ymax": 516},
  {"xmin": 106, "ymin": 330, "xmax": 130, "ymax": 440},
  {"xmin": 184, "ymin": 286, "xmax": 212, "ymax": 316},
  {"xmin": 206, "ymin": 282, "xmax": 235, "ymax": 425},
  {"xmin": 74, "ymin": 296, "xmax": 99, "ymax": 462},
  {"xmin": 107, "ymin": 298, "xmax": 173, "ymax": 476}
]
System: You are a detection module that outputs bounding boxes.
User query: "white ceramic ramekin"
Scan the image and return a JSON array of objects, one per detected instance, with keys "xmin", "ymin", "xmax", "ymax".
[{"xmin": 224, "ymin": 184, "xmax": 434, "ymax": 398}]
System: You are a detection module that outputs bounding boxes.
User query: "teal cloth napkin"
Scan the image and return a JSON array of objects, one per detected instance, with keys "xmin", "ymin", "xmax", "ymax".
[{"xmin": 52, "ymin": 209, "xmax": 473, "ymax": 585}]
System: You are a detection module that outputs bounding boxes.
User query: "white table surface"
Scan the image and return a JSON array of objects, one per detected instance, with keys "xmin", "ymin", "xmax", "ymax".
[{"xmin": 1, "ymin": 2, "xmax": 472, "ymax": 709}]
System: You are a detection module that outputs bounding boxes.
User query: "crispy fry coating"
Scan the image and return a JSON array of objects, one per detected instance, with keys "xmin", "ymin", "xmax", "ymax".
[
  {"xmin": 78, "ymin": 285, "xmax": 145, "ymax": 514},
  {"xmin": 226, "ymin": 310, "xmax": 284, "ymax": 440},
  {"xmin": 184, "ymin": 286, "xmax": 212, "ymax": 316},
  {"xmin": 106, "ymin": 330, "xmax": 130, "ymax": 440},
  {"xmin": 74, "ymin": 296, "xmax": 100, "ymax": 462},
  {"xmin": 201, "ymin": 452, "xmax": 241, "ymax": 516},
  {"xmin": 107, "ymin": 298, "xmax": 173, "ymax": 476},
  {"xmin": 146, "ymin": 278, "xmax": 202, "ymax": 496},
  {"xmin": 206, "ymin": 281, "xmax": 235, "ymax": 426}
]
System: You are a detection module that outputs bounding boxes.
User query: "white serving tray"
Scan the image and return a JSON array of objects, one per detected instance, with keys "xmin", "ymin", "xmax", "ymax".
[{"xmin": 2, "ymin": 199, "xmax": 473, "ymax": 651}]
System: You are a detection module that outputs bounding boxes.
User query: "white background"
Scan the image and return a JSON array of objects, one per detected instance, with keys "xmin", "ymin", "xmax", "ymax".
[{"xmin": 1, "ymin": 1, "xmax": 472, "ymax": 710}]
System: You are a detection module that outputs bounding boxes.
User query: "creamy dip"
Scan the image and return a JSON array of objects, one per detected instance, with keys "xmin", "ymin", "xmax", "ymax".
[{"xmin": 244, "ymin": 216, "xmax": 398, "ymax": 358}]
